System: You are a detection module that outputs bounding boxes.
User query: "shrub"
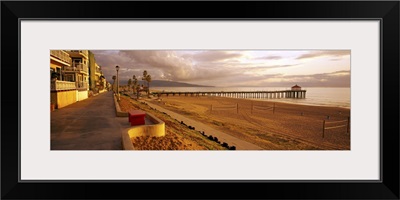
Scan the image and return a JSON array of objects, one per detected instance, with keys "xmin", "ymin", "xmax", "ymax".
[
  {"xmin": 229, "ymin": 146, "xmax": 236, "ymax": 150},
  {"xmin": 213, "ymin": 137, "xmax": 219, "ymax": 142},
  {"xmin": 208, "ymin": 135, "xmax": 214, "ymax": 140},
  {"xmin": 222, "ymin": 142, "xmax": 229, "ymax": 148}
]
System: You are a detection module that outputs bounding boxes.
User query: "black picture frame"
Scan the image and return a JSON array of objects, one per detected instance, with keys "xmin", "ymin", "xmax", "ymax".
[{"xmin": 2, "ymin": 1, "xmax": 399, "ymax": 199}]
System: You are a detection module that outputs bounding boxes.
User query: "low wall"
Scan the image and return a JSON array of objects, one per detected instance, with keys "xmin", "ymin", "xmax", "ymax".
[
  {"xmin": 113, "ymin": 94, "xmax": 128, "ymax": 117},
  {"xmin": 77, "ymin": 90, "xmax": 88, "ymax": 101},
  {"xmin": 122, "ymin": 112, "xmax": 165, "ymax": 150},
  {"xmin": 51, "ymin": 90, "xmax": 77, "ymax": 109}
]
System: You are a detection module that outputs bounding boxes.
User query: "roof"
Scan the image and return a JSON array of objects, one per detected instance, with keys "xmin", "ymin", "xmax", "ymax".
[{"xmin": 291, "ymin": 84, "xmax": 301, "ymax": 88}]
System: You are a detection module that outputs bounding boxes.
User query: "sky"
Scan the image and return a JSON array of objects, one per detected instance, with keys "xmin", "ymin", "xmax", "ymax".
[{"xmin": 91, "ymin": 50, "xmax": 350, "ymax": 87}]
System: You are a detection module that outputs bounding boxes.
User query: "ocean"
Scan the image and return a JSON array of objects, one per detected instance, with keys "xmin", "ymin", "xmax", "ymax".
[{"xmin": 151, "ymin": 87, "xmax": 351, "ymax": 108}]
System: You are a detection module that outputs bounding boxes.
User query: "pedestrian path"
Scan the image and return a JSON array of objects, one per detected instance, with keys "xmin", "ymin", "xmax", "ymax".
[
  {"xmin": 142, "ymin": 100, "xmax": 263, "ymax": 150},
  {"xmin": 51, "ymin": 91, "xmax": 128, "ymax": 150}
]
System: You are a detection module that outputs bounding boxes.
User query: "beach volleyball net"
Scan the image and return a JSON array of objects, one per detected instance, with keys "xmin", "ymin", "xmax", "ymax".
[
  {"xmin": 251, "ymin": 103, "xmax": 276, "ymax": 114},
  {"xmin": 322, "ymin": 117, "xmax": 350, "ymax": 138},
  {"xmin": 210, "ymin": 103, "xmax": 238, "ymax": 113}
]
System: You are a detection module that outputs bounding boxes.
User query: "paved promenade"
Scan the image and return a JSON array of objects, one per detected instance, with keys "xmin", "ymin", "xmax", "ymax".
[
  {"xmin": 51, "ymin": 91, "xmax": 262, "ymax": 150},
  {"xmin": 51, "ymin": 91, "xmax": 129, "ymax": 150},
  {"xmin": 142, "ymin": 100, "xmax": 263, "ymax": 150}
]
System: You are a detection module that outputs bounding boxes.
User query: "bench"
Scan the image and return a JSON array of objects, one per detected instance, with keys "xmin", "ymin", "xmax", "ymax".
[{"xmin": 128, "ymin": 110, "xmax": 146, "ymax": 126}]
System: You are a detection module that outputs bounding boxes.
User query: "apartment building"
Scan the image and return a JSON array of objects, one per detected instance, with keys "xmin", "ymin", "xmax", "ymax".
[{"xmin": 50, "ymin": 50, "xmax": 108, "ymax": 110}]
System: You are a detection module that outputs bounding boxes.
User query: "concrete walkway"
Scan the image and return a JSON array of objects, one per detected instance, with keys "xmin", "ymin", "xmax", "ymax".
[
  {"xmin": 142, "ymin": 100, "xmax": 263, "ymax": 150},
  {"xmin": 51, "ymin": 91, "xmax": 129, "ymax": 150}
]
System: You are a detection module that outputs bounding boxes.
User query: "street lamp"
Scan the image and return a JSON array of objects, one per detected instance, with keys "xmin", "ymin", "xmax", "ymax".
[{"xmin": 116, "ymin": 65, "xmax": 120, "ymax": 101}]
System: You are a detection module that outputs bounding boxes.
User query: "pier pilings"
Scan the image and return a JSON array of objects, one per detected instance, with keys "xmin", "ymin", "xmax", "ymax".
[{"xmin": 155, "ymin": 90, "xmax": 306, "ymax": 99}]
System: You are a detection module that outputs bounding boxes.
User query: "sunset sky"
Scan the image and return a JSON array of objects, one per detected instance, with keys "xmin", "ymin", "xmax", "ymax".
[{"xmin": 92, "ymin": 50, "xmax": 350, "ymax": 87}]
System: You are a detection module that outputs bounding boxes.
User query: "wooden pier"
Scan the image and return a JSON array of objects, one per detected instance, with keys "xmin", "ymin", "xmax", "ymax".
[{"xmin": 152, "ymin": 90, "xmax": 306, "ymax": 99}]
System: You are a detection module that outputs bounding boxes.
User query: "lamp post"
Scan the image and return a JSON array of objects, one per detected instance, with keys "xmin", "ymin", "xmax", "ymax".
[{"xmin": 116, "ymin": 65, "xmax": 120, "ymax": 101}]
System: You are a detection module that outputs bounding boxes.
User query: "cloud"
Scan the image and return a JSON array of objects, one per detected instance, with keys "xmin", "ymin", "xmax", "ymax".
[
  {"xmin": 263, "ymin": 70, "xmax": 351, "ymax": 87},
  {"xmin": 242, "ymin": 64, "xmax": 298, "ymax": 71},
  {"xmin": 191, "ymin": 51, "xmax": 244, "ymax": 62},
  {"xmin": 91, "ymin": 50, "xmax": 350, "ymax": 87},
  {"xmin": 256, "ymin": 55, "xmax": 283, "ymax": 60},
  {"xmin": 296, "ymin": 50, "xmax": 350, "ymax": 60},
  {"xmin": 93, "ymin": 50, "xmax": 242, "ymax": 84},
  {"xmin": 205, "ymin": 70, "xmax": 350, "ymax": 87}
]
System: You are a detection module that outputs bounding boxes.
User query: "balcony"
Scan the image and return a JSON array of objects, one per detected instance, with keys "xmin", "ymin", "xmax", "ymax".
[
  {"xmin": 95, "ymin": 68, "xmax": 101, "ymax": 75},
  {"xmin": 67, "ymin": 50, "xmax": 89, "ymax": 58},
  {"xmin": 50, "ymin": 50, "xmax": 72, "ymax": 65},
  {"xmin": 63, "ymin": 63, "xmax": 88, "ymax": 74},
  {"xmin": 76, "ymin": 81, "xmax": 88, "ymax": 90},
  {"xmin": 51, "ymin": 80, "xmax": 76, "ymax": 91}
]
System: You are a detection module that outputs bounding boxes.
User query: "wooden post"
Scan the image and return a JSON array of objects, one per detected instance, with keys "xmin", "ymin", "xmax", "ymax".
[
  {"xmin": 322, "ymin": 120, "xmax": 326, "ymax": 138},
  {"xmin": 347, "ymin": 116, "xmax": 350, "ymax": 133}
]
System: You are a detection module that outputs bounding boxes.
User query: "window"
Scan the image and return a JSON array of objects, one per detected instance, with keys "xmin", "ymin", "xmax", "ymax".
[{"xmin": 64, "ymin": 74, "xmax": 74, "ymax": 82}]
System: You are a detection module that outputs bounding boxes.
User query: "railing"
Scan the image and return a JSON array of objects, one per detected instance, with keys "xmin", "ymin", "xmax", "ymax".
[
  {"xmin": 69, "ymin": 50, "xmax": 89, "ymax": 57},
  {"xmin": 51, "ymin": 80, "xmax": 76, "ymax": 91},
  {"xmin": 76, "ymin": 81, "xmax": 88, "ymax": 89},
  {"xmin": 63, "ymin": 63, "xmax": 88, "ymax": 73},
  {"xmin": 50, "ymin": 50, "xmax": 72, "ymax": 64}
]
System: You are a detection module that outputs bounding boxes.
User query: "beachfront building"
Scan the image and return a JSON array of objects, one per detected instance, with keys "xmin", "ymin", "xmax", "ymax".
[
  {"xmin": 95, "ymin": 65, "xmax": 107, "ymax": 93},
  {"xmin": 291, "ymin": 84, "xmax": 302, "ymax": 91},
  {"xmin": 50, "ymin": 50, "xmax": 71, "ymax": 81},
  {"xmin": 65, "ymin": 50, "xmax": 90, "ymax": 101},
  {"xmin": 50, "ymin": 50, "xmax": 108, "ymax": 110},
  {"xmin": 88, "ymin": 51, "xmax": 108, "ymax": 94},
  {"xmin": 50, "ymin": 50, "xmax": 77, "ymax": 110}
]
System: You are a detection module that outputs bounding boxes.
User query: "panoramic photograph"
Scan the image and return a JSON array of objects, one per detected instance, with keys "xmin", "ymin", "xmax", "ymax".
[{"xmin": 50, "ymin": 50, "xmax": 350, "ymax": 150}]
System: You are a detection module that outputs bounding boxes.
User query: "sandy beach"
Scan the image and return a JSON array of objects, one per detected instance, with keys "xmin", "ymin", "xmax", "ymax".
[{"xmin": 148, "ymin": 95, "xmax": 351, "ymax": 150}]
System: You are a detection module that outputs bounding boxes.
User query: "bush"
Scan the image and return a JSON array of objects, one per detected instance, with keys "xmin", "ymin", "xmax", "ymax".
[
  {"xmin": 229, "ymin": 146, "xmax": 236, "ymax": 150},
  {"xmin": 222, "ymin": 142, "xmax": 229, "ymax": 148},
  {"xmin": 208, "ymin": 135, "xmax": 214, "ymax": 140},
  {"xmin": 213, "ymin": 137, "xmax": 219, "ymax": 142}
]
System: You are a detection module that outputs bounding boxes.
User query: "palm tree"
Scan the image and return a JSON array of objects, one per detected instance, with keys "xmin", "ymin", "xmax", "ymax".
[
  {"xmin": 131, "ymin": 75, "xmax": 138, "ymax": 99},
  {"xmin": 142, "ymin": 70, "xmax": 152, "ymax": 97},
  {"xmin": 127, "ymin": 78, "xmax": 132, "ymax": 93},
  {"xmin": 146, "ymin": 75, "xmax": 152, "ymax": 95},
  {"xmin": 132, "ymin": 75, "xmax": 138, "ymax": 90}
]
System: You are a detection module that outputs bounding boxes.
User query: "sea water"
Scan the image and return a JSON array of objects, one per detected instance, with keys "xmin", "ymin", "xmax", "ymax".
[{"xmin": 151, "ymin": 87, "xmax": 350, "ymax": 108}]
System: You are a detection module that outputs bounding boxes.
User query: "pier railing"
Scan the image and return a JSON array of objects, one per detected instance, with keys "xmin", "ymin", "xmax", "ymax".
[{"xmin": 153, "ymin": 90, "xmax": 306, "ymax": 99}]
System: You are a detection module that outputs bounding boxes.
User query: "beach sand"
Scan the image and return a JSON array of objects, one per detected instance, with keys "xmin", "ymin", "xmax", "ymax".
[{"xmin": 149, "ymin": 95, "xmax": 351, "ymax": 150}]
